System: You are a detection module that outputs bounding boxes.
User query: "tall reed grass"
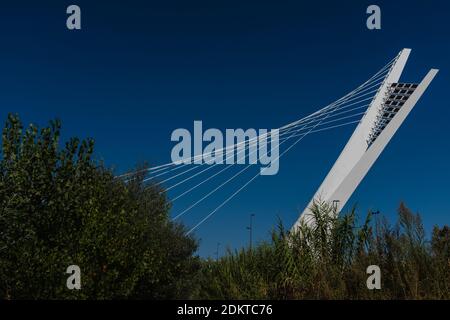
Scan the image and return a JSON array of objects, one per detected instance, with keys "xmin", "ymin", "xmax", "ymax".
[{"xmin": 196, "ymin": 202, "xmax": 449, "ymax": 299}]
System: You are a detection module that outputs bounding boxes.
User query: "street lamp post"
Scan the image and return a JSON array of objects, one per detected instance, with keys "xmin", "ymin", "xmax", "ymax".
[{"xmin": 247, "ymin": 213, "xmax": 255, "ymax": 251}]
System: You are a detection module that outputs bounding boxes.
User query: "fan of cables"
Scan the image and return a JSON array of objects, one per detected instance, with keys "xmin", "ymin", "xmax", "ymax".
[{"xmin": 117, "ymin": 54, "xmax": 398, "ymax": 234}]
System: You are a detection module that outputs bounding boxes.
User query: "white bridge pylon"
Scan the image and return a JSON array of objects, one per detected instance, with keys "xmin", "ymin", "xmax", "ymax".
[{"xmin": 293, "ymin": 48, "xmax": 438, "ymax": 231}]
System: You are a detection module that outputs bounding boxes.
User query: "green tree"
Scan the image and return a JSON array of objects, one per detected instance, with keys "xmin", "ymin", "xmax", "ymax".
[{"xmin": 0, "ymin": 114, "xmax": 200, "ymax": 299}]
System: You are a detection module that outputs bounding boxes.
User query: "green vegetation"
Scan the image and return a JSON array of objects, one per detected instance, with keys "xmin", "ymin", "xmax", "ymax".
[
  {"xmin": 0, "ymin": 115, "xmax": 448, "ymax": 299},
  {"xmin": 0, "ymin": 114, "xmax": 199, "ymax": 299},
  {"xmin": 198, "ymin": 202, "xmax": 450, "ymax": 299}
]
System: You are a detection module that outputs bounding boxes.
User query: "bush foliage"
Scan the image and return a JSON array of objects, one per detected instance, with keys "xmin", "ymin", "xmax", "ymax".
[{"xmin": 0, "ymin": 114, "xmax": 199, "ymax": 299}]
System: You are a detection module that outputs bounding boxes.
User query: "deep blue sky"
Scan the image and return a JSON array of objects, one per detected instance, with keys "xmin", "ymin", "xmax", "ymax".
[{"xmin": 1, "ymin": 1, "xmax": 449, "ymax": 257}]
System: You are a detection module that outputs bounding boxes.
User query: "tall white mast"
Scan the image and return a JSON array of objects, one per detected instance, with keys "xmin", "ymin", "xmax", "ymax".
[{"xmin": 293, "ymin": 49, "xmax": 439, "ymax": 230}]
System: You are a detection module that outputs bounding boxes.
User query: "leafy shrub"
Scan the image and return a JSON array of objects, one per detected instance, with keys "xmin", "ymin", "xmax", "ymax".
[{"xmin": 0, "ymin": 114, "xmax": 200, "ymax": 299}]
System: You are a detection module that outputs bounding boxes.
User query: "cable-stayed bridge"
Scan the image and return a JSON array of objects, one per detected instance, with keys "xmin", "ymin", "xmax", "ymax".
[{"xmin": 118, "ymin": 48, "xmax": 438, "ymax": 235}]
